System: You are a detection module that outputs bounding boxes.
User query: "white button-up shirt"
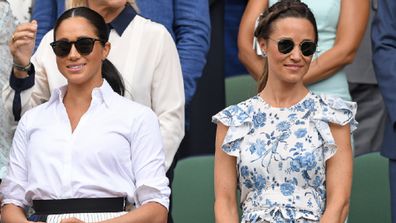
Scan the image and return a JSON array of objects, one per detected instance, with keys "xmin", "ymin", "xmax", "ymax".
[
  {"xmin": 0, "ymin": 81, "xmax": 170, "ymax": 209},
  {"xmin": 2, "ymin": 14, "xmax": 185, "ymax": 170}
]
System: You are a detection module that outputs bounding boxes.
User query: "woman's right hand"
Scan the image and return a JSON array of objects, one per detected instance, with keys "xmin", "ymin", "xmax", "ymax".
[{"xmin": 9, "ymin": 20, "xmax": 37, "ymax": 78}]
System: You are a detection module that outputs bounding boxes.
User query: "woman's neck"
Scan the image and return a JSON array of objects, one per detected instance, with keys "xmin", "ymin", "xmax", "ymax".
[
  {"xmin": 63, "ymin": 78, "xmax": 103, "ymax": 109},
  {"xmin": 260, "ymin": 80, "xmax": 308, "ymax": 108},
  {"xmin": 63, "ymin": 79, "xmax": 103, "ymax": 132}
]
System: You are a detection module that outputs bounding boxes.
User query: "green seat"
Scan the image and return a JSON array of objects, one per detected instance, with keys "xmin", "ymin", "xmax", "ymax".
[
  {"xmin": 348, "ymin": 152, "xmax": 391, "ymax": 223},
  {"xmin": 171, "ymin": 155, "xmax": 215, "ymax": 223},
  {"xmin": 225, "ymin": 75, "xmax": 257, "ymax": 106}
]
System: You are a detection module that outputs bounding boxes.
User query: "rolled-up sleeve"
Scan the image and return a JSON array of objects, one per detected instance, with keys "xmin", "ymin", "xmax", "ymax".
[
  {"xmin": 130, "ymin": 108, "xmax": 171, "ymax": 209},
  {"xmin": 0, "ymin": 112, "xmax": 29, "ymax": 208}
]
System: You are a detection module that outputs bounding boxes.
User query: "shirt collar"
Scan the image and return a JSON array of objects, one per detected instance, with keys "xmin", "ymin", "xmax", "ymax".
[
  {"xmin": 47, "ymin": 84, "xmax": 67, "ymax": 107},
  {"xmin": 47, "ymin": 80, "xmax": 116, "ymax": 108},
  {"xmin": 108, "ymin": 4, "xmax": 137, "ymax": 36}
]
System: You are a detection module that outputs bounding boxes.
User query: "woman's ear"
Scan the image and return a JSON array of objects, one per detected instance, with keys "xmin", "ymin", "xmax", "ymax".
[
  {"xmin": 258, "ymin": 38, "xmax": 268, "ymax": 56},
  {"xmin": 102, "ymin": 42, "xmax": 111, "ymax": 60}
]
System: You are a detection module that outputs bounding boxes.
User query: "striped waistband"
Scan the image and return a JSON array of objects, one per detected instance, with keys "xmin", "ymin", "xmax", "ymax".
[{"xmin": 28, "ymin": 212, "xmax": 128, "ymax": 222}]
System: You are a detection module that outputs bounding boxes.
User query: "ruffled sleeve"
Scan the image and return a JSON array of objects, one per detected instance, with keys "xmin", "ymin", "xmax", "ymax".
[
  {"xmin": 311, "ymin": 94, "xmax": 358, "ymax": 161},
  {"xmin": 212, "ymin": 100, "xmax": 254, "ymax": 157}
]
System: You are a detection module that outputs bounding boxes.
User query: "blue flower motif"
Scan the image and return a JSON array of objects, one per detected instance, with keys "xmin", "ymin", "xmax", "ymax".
[
  {"xmin": 313, "ymin": 176, "xmax": 322, "ymax": 187},
  {"xmin": 237, "ymin": 111, "xmax": 249, "ymax": 122},
  {"xmin": 302, "ymin": 98, "xmax": 315, "ymax": 111},
  {"xmin": 253, "ymin": 174, "xmax": 266, "ymax": 191},
  {"xmin": 290, "ymin": 159, "xmax": 301, "ymax": 172},
  {"xmin": 244, "ymin": 179, "xmax": 253, "ymax": 189},
  {"xmin": 279, "ymin": 131, "xmax": 291, "ymax": 141},
  {"xmin": 294, "ymin": 128, "xmax": 307, "ymax": 138},
  {"xmin": 253, "ymin": 111, "xmax": 266, "ymax": 128},
  {"xmin": 280, "ymin": 182, "xmax": 295, "ymax": 196},
  {"xmin": 300, "ymin": 153, "xmax": 317, "ymax": 170},
  {"xmin": 249, "ymin": 139, "xmax": 266, "ymax": 156},
  {"xmin": 241, "ymin": 165, "xmax": 249, "ymax": 177},
  {"xmin": 223, "ymin": 138, "xmax": 242, "ymax": 153},
  {"xmin": 295, "ymin": 142, "xmax": 303, "ymax": 149},
  {"xmin": 223, "ymin": 105, "xmax": 249, "ymax": 125},
  {"xmin": 276, "ymin": 121, "xmax": 291, "ymax": 132}
]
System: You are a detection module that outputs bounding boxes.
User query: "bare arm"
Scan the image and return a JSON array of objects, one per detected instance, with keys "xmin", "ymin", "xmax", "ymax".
[
  {"xmin": 214, "ymin": 123, "xmax": 239, "ymax": 223},
  {"xmin": 59, "ymin": 202, "xmax": 167, "ymax": 223},
  {"xmin": 320, "ymin": 123, "xmax": 353, "ymax": 223},
  {"xmin": 1, "ymin": 204, "xmax": 42, "ymax": 223},
  {"xmin": 237, "ymin": 0, "xmax": 268, "ymax": 80},
  {"xmin": 303, "ymin": 0, "xmax": 369, "ymax": 84},
  {"xmin": 101, "ymin": 202, "xmax": 167, "ymax": 223}
]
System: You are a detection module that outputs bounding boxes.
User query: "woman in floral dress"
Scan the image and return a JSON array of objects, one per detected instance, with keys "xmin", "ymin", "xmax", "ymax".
[{"xmin": 212, "ymin": 1, "xmax": 357, "ymax": 222}]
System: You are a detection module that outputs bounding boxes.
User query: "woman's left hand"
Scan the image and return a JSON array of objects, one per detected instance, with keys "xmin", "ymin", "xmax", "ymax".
[{"xmin": 60, "ymin": 217, "xmax": 85, "ymax": 223}]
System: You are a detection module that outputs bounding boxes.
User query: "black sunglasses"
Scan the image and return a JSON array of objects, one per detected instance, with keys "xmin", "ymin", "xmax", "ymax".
[
  {"xmin": 50, "ymin": 37, "xmax": 104, "ymax": 57},
  {"xmin": 269, "ymin": 38, "xmax": 317, "ymax": 57}
]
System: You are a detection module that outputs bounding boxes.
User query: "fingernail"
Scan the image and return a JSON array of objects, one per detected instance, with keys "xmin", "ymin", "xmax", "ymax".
[{"xmin": 31, "ymin": 20, "xmax": 38, "ymax": 27}]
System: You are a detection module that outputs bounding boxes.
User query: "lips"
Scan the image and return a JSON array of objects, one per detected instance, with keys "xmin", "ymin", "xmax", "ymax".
[
  {"xmin": 284, "ymin": 64, "xmax": 303, "ymax": 71},
  {"xmin": 66, "ymin": 64, "xmax": 85, "ymax": 72}
]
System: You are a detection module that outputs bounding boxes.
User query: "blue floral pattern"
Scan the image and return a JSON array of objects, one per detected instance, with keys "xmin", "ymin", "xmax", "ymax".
[{"xmin": 212, "ymin": 92, "xmax": 357, "ymax": 223}]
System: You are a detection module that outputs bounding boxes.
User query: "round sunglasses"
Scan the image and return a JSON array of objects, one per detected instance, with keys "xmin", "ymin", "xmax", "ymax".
[
  {"xmin": 269, "ymin": 37, "xmax": 317, "ymax": 57},
  {"xmin": 50, "ymin": 37, "xmax": 104, "ymax": 57}
]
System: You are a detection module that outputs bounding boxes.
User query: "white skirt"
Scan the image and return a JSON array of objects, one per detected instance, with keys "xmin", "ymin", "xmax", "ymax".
[{"xmin": 46, "ymin": 212, "xmax": 128, "ymax": 223}]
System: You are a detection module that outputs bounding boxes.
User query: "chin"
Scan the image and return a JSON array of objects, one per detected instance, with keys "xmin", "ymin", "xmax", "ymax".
[
  {"xmin": 283, "ymin": 74, "xmax": 304, "ymax": 83},
  {"xmin": 65, "ymin": 75, "xmax": 88, "ymax": 85}
]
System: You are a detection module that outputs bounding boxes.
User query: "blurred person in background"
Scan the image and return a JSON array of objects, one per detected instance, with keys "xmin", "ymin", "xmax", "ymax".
[{"xmin": 372, "ymin": 0, "xmax": 396, "ymax": 222}]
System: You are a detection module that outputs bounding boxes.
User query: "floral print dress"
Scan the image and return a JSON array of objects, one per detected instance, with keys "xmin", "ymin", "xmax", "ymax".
[{"xmin": 212, "ymin": 92, "xmax": 357, "ymax": 223}]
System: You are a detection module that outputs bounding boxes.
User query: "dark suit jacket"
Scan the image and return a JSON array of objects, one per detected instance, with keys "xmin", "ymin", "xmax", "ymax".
[{"xmin": 372, "ymin": 0, "xmax": 396, "ymax": 159}]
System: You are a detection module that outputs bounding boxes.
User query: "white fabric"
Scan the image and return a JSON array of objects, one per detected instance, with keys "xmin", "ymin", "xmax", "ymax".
[
  {"xmin": 0, "ymin": 81, "xmax": 170, "ymax": 210},
  {"xmin": 2, "ymin": 15, "xmax": 185, "ymax": 170},
  {"xmin": 8, "ymin": 0, "xmax": 31, "ymax": 23},
  {"xmin": 46, "ymin": 212, "xmax": 128, "ymax": 223}
]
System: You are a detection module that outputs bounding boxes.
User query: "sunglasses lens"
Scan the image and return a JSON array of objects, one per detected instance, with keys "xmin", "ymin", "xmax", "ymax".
[
  {"xmin": 50, "ymin": 38, "xmax": 99, "ymax": 57},
  {"xmin": 75, "ymin": 38, "xmax": 95, "ymax": 55},
  {"xmin": 300, "ymin": 41, "xmax": 316, "ymax": 56},
  {"xmin": 51, "ymin": 41, "xmax": 72, "ymax": 57},
  {"xmin": 277, "ymin": 39, "xmax": 294, "ymax": 54}
]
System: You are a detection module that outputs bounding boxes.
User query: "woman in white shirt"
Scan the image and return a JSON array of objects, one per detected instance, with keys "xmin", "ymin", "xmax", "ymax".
[
  {"xmin": 1, "ymin": 7, "xmax": 169, "ymax": 223},
  {"xmin": 3, "ymin": 0, "xmax": 184, "ymax": 173}
]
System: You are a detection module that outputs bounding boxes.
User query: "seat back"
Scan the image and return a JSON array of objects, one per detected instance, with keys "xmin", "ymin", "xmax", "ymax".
[
  {"xmin": 348, "ymin": 152, "xmax": 391, "ymax": 222},
  {"xmin": 171, "ymin": 155, "xmax": 215, "ymax": 223},
  {"xmin": 225, "ymin": 75, "xmax": 257, "ymax": 106}
]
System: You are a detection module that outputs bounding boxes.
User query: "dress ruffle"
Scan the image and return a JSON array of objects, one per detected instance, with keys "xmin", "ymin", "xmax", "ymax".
[
  {"xmin": 212, "ymin": 94, "xmax": 357, "ymax": 160},
  {"xmin": 311, "ymin": 94, "xmax": 357, "ymax": 161},
  {"xmin": 212, "ymin": 98, "xmax": 256, "ymax": 157}
]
